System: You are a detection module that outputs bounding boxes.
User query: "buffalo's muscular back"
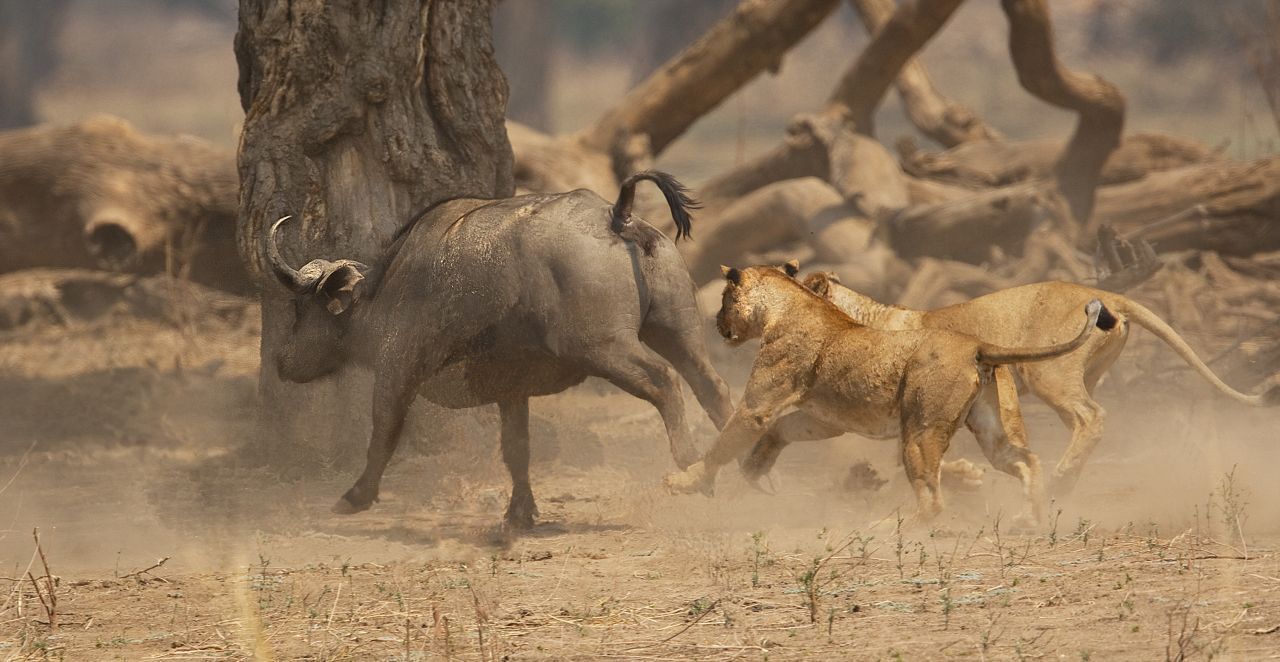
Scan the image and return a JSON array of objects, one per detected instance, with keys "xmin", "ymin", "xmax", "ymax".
[{"xmin": 360, "ymin": 188, "xmax": 671, "ymax": 398}]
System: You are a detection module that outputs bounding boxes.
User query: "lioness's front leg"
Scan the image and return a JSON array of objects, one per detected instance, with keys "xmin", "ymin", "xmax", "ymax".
[{"xmin": 664, "ymin": 351, "xmax": 801, "ymax": 495}]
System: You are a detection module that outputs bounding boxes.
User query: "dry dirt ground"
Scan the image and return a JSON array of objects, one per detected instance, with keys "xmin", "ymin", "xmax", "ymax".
[{"xmin": 2, "ymin": 272, "xmax": 1280, "ymax": 660}]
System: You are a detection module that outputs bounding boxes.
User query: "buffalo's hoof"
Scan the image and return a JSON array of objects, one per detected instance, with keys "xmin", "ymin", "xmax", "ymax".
[
  {"xmin": 742, "ymin": 470, "xmax": 779, "ymax": 495},
  {"xmin": 332, "ymin": 497, "xmax": 372, "ymax": 515},
  {"xmin": 504, "ymin": 497, "xmax": 539, "ymax": 531},
  {"xmin": 673, "ymin": 447, "xmax": 701, "ymax": 471},
  {"xmin": 663, "ymin": 461, "xmax": 715, "ymax": 497},
  {"xmin": 332, "ymin": 489, "xmax": 376, "ymax": 515},
  {"xmin": 740, "ymin": 443, "xmax": 782, "ymax": 482}
]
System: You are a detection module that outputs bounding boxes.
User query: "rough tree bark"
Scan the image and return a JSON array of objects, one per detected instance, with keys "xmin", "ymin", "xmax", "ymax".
[
  {"xmin": 235, "ymin": 0, "xmax": 513, "ymax": 466},
  {"xmin": 0, "ymin": 116, "xmax": 245, "ymax": 292},
  {"xmin": 848, "ymin": 0, "xmax": 1000, "ymax": 148},
  {"xmin": 0, "ymin": 0, "xmax": 70, "ymax": 129}
]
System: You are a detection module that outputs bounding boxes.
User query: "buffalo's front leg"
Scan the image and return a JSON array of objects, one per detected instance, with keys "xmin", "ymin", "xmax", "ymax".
[
  {"xmin": 334, "ymin": 372, "xmax": 417, "ymax": 514},
  {"xmin": 499, "ymin": 398, "xmax": 538, "ymax": 529}
]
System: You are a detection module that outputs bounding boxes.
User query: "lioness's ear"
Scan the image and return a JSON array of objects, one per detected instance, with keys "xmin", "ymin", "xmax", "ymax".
[
  {"xmin": 721, "ymin": 265, "xmax": 741, "ymax": 285},
  {"xmin": 783, "ymin": 259, "xmax": 800, "ymax": 277}
]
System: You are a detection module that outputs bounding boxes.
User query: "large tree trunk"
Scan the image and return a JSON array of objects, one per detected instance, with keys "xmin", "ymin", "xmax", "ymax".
[
  {"xmin": 0, "ymin": 0, "xmax": 70, "ymax": 129},
  {"xmin": 0, "ymin": 117, "xmax": 245, "ymax": 292},
  {"xmin": 235, "ymin": 0, "xmax": 514, "ymax": 468}
]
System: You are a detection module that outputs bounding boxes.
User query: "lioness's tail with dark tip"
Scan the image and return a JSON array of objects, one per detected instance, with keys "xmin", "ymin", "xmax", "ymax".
[
  {"xmin": 612, "ymin": 170, "xmax": 699, "ymax": 242},
  {"xmin": 1119, "ymin": 298, "xmax": 1280, "ymax": 406},
  {"xmin": 977, "ymin": 299, "xmax": 1105, "ymax": 365}
]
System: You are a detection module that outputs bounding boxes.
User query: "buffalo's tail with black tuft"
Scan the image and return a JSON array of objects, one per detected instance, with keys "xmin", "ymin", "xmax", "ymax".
[{"xmin": 612, "ymin": 170, "xmax": 700, "ymax": 242}]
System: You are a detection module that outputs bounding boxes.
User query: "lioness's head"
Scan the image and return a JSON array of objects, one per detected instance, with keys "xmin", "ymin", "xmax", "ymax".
[
  {"xmin": 716, "ymin": 260, "xmax": 802, "ymax": 344},
  {"xmin": 800, "ymin": 271, "xmax": 840, "ymax": 299}
]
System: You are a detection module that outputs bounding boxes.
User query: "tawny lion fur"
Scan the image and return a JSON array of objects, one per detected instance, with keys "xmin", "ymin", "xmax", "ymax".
[
  {"xmin": 760, "ymin": 272, "xmax": 1280, "ymax": 497},
  {"xmin": 664, "ymin": 265, "xmax": 1104, "ymax": 523}
]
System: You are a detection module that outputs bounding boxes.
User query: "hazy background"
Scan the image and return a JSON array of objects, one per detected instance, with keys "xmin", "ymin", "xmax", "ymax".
[{"xmin": 27, "ymin": 0, "xmax": 1280, "ymax": 186}]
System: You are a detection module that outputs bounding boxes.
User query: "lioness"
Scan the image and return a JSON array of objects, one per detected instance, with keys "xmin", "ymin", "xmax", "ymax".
[
  {"xmin": 744, "ymin": 272, "xmax": 1280, "ymax": 497},
  {"xmin": 663, "ymin": 264, "xmax": 1105, "ymax": 522}
]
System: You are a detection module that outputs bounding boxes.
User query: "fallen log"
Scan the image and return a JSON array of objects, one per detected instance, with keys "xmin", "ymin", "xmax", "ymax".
[
  {"xmin": 899, "ymin": 132, "xmax": 1217, "ymax": 189},
  {"xmin": 883, "ymin": 182, "xmax": 1061, "ymax": 263},
  {"xmin": 1091, "ymin": 156, "xmax": 1280, "ymax": 255},
  {"xmin": 0, "ymin": 116, "xmax": 246, "ymax": 292}
]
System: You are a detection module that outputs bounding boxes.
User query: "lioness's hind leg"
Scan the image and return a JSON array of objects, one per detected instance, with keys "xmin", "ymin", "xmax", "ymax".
[
  {"xmin": 966, "ymin": 374, "xmax": 1044, "ymax": 525},
  {"xmin": 902, "ymin": 426, "xmax": 953, "ymax": 521},
  {"xmin": 1046, "ymin": 394, "xmax": 1106, "ymax": 499},
  {"xmin": 899, "ymin": 365, "xmax": 977, "ymax": 521}
]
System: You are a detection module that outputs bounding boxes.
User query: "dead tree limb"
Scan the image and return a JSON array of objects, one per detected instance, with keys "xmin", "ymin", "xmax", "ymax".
[
  {"xmin": 883, "ymin": 183, "xmax": 1060, "ymax": 263},
  {"xmin": 0, "ymin": 117, "xmax": 245, "ymax": 292},
  {"xmin": 1003, "ymin": 0, "xmax": 1125, "ymax": 225},
  {"xmin": 699, "ymin": 0, "xmax": 966, "ymax": 211},
  {"xmin": 1092, "ymin": 156, "xmax": 1280, "ymax": 255},
  {"xmin": 578, "ymin": 0, "xmax": 841, "ymax": 178},
  {"xmin": 899, "ymin": 132, "xmax": 1216, "ymax": 189},
  {"xmin": 849, "ymin": 0, "xmax": 1000, "ymax": 147}
]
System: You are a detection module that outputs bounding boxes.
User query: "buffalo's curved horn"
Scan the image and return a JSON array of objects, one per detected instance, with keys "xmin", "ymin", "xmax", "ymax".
[{"xmin": 266, "ymin": 216, "xmax": 318, "ymax": 292}]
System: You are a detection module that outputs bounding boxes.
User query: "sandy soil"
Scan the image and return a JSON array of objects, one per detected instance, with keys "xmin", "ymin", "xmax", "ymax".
[{"xmin": 2, "ymin": 272, "xmax": 1279, "ymax": 660}]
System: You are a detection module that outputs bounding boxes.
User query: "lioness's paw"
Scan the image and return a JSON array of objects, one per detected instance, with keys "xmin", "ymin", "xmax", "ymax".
[{"xmin": 663, "ymin": 462, "xmax": 715, "ymax": 497}]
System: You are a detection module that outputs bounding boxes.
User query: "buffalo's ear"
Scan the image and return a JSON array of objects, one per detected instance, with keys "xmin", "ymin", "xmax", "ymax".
[
  {"xmin": 317, "ymin": 261, "xmax": 368, "ymax": 315},
  {"xmin": 783, "ymin": 259, "xmax": 800, "ymax": 277},
  {"xmin": 720, "ymin": 265, "xmax": 741, "ymax": 285}
]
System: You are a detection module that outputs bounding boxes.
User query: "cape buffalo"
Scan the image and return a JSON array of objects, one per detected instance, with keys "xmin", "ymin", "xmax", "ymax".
[{"xmin": 265, "ymin": 171, "xmax": 751, "ymax": 527}]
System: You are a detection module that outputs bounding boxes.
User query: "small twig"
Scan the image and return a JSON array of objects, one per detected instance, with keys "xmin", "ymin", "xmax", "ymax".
[
  {"xmin": 32, "ymin": 528, "xmax": 56, "ymax": 629},
  {"xmin": 658, "ymin": 598, "xmax": 722, "ymax": 644},
  {"xmin": 1123, "ymin": 205, "xmax": 1207, "ymax": 241},
  {"xmin": 26, "ymin": 572, "xmax": 51, "ymax": 624},
  {"xmin": 119, "ymin": 556, "xmax": 171, "ymax": 580},
  {"xmin": 0, "ymin": 440, "xmax": 37, "ymax": 499}
]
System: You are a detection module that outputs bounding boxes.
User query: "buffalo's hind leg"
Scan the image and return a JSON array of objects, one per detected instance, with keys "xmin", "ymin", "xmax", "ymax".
[
  {"xmin": 641, "ymin": 305, "xmax": 787, "ymax": 483},
  {"xmin": 587, "ymin": 337, "xmax": 699, "ymax": 469},
  {"xmin": 499, "ymin": 398, "xmax": 539, "ymax": 529}
]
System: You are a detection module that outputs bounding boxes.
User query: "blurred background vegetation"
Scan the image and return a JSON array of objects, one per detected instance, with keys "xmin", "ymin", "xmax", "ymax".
[{"xmin": 8, "ymin": 0, "xmax": 1277, "ymax": 184}]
